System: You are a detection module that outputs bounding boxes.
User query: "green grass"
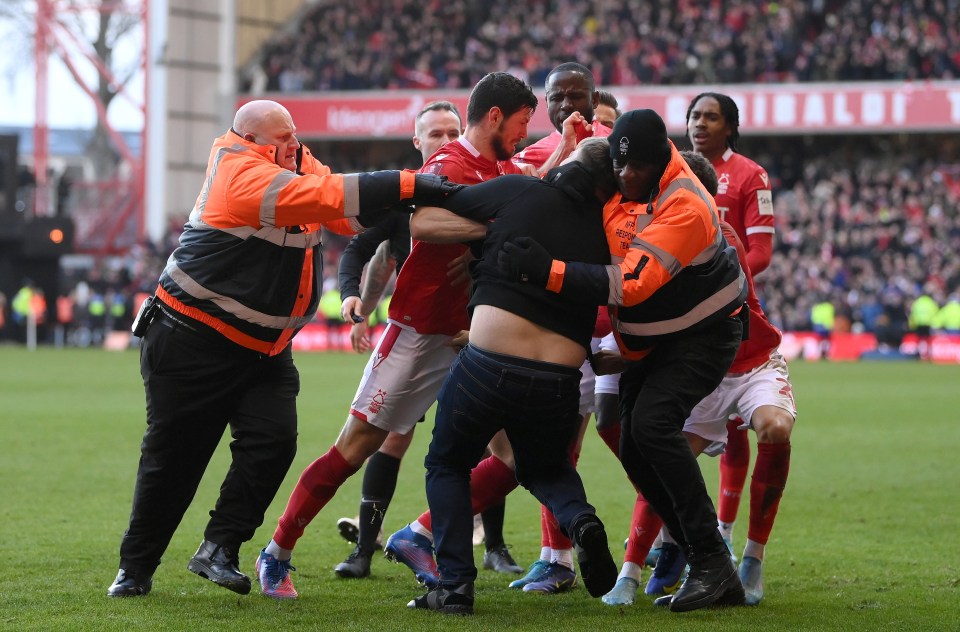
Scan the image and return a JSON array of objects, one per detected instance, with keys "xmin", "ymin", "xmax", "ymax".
[{"xmin": 1, "ymin": 347, "xmax": 958, "ymax": 631}]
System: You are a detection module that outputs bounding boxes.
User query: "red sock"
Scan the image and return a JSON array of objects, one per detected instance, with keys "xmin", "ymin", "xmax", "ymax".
[
  {"xmin": 717, "ymin": 419, "xmax": 751, "ymax": 524},
  {"xmin": 273, "ymin": 446, "xmax": 360, "ymax": 549},
  {"xmin": 597, "ymin": 423, "xmax": 621, "ymax": 458},
  {"xmin": 416, "ymin": 509, "xmax": 432, "ymax": 533},
  {"xmin": 747, "ymin": 442, "xmax": 791, "ymax": 545},
  {"xmin": 624, "ymin": 492, "xmax": 663, "ymax": 566},
  {"xmin": 469, "ymin": 454, "xmax": 519, "ymax": 514},
  {"xmin": 414, "ymin": 455, "xmax": 518, "ymax": 535},
  {"xmin": 540, "ymin": 506, "xmax": 550, "ymax": 547},
  {"xmin": 542, "ymin": 444, "xmax": 583, "ymax": 549}
]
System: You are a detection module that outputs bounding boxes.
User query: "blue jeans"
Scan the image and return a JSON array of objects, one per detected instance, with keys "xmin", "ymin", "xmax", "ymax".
[{"xmin": 425, "ymin": 344, "xmax": 594, "ymax": 585}]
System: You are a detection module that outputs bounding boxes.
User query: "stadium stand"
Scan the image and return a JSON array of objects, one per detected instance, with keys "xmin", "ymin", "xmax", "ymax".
[{"xmin": 242, "ymin": 0, "xmax": 960, "ymax": 92}]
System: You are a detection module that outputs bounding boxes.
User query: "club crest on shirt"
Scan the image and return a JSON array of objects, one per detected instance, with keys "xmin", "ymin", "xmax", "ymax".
[
  {"xmin": 717, "ymin": 172, "xmax": 731, "ymax": 195},
  {"xmin": 368, "ymin": 389, "xmax": 387, "ymax": 414}
]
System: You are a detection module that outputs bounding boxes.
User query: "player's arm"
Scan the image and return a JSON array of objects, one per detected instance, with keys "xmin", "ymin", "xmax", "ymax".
[
  {"xmin": 359, "ymin": 240, "xmax": 396, "ymax": 316},
  {"xmin": 338, "ymin": 220, "xmax": 394, "ymax": 303},
  {"xmin": 535, "ymin": 112, "xmax": 590, "ymax": 176},
  {"xmin": 410, "ymin": 179, "xmax": 506, "ymax": 243},
  {"xmin": 410, "ymin": 206, "xmax": 487, "ymax": 243},
  {"xmin": 742, "ymin": 167, "xmax": 775, "ymax": 275}
]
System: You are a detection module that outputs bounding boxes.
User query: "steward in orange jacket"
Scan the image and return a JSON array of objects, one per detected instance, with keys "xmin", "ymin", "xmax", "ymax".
[
  {"xmin": 107, "ymin": 100, "xmax": 461, "ymax": 599},
  {"xmin": 496, "ymin": 110, "xmax": 747, "ymax": 613}
]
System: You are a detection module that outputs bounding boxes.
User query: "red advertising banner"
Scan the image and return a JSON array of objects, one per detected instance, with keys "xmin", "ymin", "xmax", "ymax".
[
  {"xmin": 240, "ymin": 80, "xmax": 960, "ymax": 139},
  {"xmin": 292, "ymin": 324, "xmax": 960, "ymax": 364}
]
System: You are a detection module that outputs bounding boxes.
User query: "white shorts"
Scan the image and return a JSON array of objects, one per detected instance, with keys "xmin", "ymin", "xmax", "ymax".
[
  {"xmin": 350, "ymin": 321, "xmax": 457, "ymax": 434},
  {"xmin": 685, "ymin": 352, "xmax": 798, "ymax": 450},
  {"xmin": 594, "ymin": 332, "xmax": 621, "ymax": 395},
  {"xmin": 577, "ymin": 338, "xmax": 601, "ymax": 416}
]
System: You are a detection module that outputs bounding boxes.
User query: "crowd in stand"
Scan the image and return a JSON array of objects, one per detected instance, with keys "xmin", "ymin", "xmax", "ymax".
[
  {"xmin": 243, "ymin": 0, "xmax": 960, "ymax": 92},
  {"xmin": 750, "ymin": 135, "xmax": 960, "ymax": 335}
]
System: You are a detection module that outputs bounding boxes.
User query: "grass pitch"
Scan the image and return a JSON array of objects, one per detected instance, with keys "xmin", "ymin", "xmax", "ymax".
[{"xmin": 1, "ymin": 346, "xmax": 958, "ymax": 631}]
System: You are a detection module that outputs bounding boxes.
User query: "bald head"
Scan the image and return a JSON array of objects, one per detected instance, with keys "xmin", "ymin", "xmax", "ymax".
[
  {"xmin": 234, "ymin": 100, "xmax": 300, "ymax": 171},
  {"xmin": 234, "ymin": 100, "xmax": 291, "ymax": 136}
]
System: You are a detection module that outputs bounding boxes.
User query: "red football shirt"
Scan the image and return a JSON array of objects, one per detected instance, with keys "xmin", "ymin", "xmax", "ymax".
[
  {"xmin": 721, "ymin": 223, "xmax": 782, "ymax": 373},
  {"xmin": 711, "ymin": 148, "xmax": 774, "ymax": 273},
  {"xmin": 388, "ymin": 138, "xmax": 522, "ymax": 335}
]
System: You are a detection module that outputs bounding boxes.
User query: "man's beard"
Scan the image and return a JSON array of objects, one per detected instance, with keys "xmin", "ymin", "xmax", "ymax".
[{"xmin": 491, "ymin": 128, "xmax": 513, "ymax": 161}]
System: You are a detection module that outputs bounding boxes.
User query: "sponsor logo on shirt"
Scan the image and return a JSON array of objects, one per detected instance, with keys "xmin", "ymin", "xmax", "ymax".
[{"xmin": 757, "ymin": 190, "xmax": 773, "ymax": 215}]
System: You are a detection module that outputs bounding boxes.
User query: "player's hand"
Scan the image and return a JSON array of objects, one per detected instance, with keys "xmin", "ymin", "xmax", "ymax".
[
  {"xmin": 447, "ymin": 250, "xmax": 474, "ymax": 287},
  {"xmin": 591, "ymin": 349, "xmax": 626, "ymax": 375},
  {"xmin": 446, "ymin": 329, "xmax": 470, "ymax": 351},
  {"xmin": 562, "ymin": 111, "xmax": 593, "ymax": 144},
  {"xmin": 350, "ymin": 320, "xmax": 372, "ymax": 353},
  {"xmin": 517, "ymin": 162, "xmax": 539, "ymax": 177},
  {"xmin": 497, "ymin": 236, "xmax": 553, "ymax": 286},
  {"xmin": 341, "ymin": 296, "xmax": 363, "ymax": 323},
  {"xmin": 410, "ymin": 174, "xmax": 466, "ymax": 206}
]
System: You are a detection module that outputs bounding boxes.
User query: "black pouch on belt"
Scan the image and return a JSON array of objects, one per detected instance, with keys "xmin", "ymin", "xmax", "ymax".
[{"xmin": 131, "ymin": 296, "xmax": 159, "ymax": 337}]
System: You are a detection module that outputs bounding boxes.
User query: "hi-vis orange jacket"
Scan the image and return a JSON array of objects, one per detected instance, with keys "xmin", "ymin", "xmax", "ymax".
[
  {"xmin": 156, "ymin": 129, "xmax": 416, "ymax": 356},
  {"xmin": 604, "ymin": 144, "xmax": 746, "ymax": 359},
  {"xmin": 551, "ymin": 142, "xmax": 746, "ymax": 360}
]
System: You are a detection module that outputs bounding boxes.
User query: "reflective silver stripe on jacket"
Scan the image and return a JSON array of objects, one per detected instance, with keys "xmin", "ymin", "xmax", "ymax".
[
  {"xmin": 260, "ymin": 170, "xmax": 297, "ymax": 226},
  {"xmin": 658, "ymin": 177, "xmax": 718, "ymax": 223},
  {"xmin": 163, "ymin": 262, "xmax": 315, "ymax": 330},
  {"xmin": 182, "ymin": 218, "xmax": 322, "ymax": 249},
  {"xmin": 195, "ymin": 144, "xmax": 249, "ymax": 217},
  {"xmin": 342, "ymin": 173, "xmax": 360, "ymax": 217},
  {"xmin": 616, "ymin": 272, "xmax": 745, "ymax": 336},
  {"xmin": 605, "ymin": 264, "xmax": 623, "ymax": 307}
]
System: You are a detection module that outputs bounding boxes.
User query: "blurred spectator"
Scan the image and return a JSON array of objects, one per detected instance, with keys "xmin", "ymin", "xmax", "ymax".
[
  {"xmin": 0, "ymin": 291, "xmax": 7, "ymax": 341},
  {"xmin": 933, "ymin": 294, "xmax": 960, "ymax": 333},
  {"xmin": 909, "ymin": 286, "xmax": 940, "ymax": 358},
  {"xmin": 244, "ymin": 0, "xmax": 960, "ymax": 92}
]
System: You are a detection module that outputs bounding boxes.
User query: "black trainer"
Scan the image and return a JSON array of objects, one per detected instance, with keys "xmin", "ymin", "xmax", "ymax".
[
  {"xmin": 407, "ymin": 582, "xmax": 474, "ymax": 615},
  {"xmin": 107, "ymin": 568, "xmax": 153, "ymax": 597},
  {"xmin": 334, "ymin": 545, "xmax": 373, "ymax": 578},
  {"xmin": 571, "ymin": 514, "xmax": 618, "ymax": 598},
  {"xmin": 669, "ymin": 555, "xmax": 745, "ymax": 612},
  {"xmin": 482, "ymin": 544, "xmax": 524, "ymax": 574},
  {"xmin": 187, "ymin": 540, "xmax": 251, "ymax": 594}
]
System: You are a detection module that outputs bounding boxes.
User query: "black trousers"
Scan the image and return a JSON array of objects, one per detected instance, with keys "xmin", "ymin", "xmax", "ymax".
[
  {"xmin": 618, "ymin": 315, "xmax": 742, "ymax": 564},
  {"xmin": 118, "ymin": 311, "xmax": 299, "ymax": 574},
  {"xmin": 425, "ymin": 345, "xmax": 591, "ymax": 585}
]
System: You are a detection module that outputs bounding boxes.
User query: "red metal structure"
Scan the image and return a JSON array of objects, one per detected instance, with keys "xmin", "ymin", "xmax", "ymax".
[{"xmin": 32, "ymin": 0, "xmax": 147, "ymax": 254}]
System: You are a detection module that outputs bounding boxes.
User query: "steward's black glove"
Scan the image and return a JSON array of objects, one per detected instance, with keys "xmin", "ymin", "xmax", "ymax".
[
  {"xmin": 357, "ymin": 203, "xmax": 414, "ymax": 229},
  {"xmin": 496, "ymin": 236, "xmax": 555, "ymax": 287},
  {"xmin": 409, "ymin": 174, "xmax": 466, "ymax": 206}
]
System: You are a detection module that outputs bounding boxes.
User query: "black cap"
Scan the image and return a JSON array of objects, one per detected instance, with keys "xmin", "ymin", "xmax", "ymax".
[{"xmin": 608, "ymin": 109, "xmax": 672, "ymax": 167}]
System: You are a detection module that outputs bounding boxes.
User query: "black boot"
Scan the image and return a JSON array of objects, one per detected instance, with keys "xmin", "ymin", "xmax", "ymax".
[
  {"xmin": 407, "ymin": 582, "xmax": 474, "ymax": 615},
  {"xmin": 570, "ymin": 513, "xmax": 618, "ymax": 598},
  {"xmin": 668, "ymin": 554, "xmax": 744, "ymax": 612},
  {"xmin": 187, "ymin": 540, "xmax": 251, "ymax": 594},
  {"xmin": 107, "ymin": 568, "xmax": 153, "ymax": 597}
]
